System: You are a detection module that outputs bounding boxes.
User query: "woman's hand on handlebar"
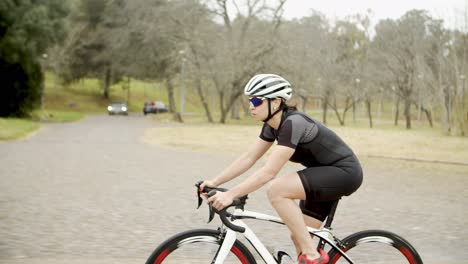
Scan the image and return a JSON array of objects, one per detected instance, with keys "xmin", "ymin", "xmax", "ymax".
[
  {"xmin": 197, "ymin": 180, "xmax": 236, "ymax": 210},
  {"xmin": 199, "ymin": 180, "xmax": 218, "ymax": 192},
  {"xmin": 207, "ymin": 191, "xmax": 234, "ymax": 211}
]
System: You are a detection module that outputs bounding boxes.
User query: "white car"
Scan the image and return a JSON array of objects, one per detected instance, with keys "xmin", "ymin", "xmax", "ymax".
[{"xmin": 107, "ymin": 102, "xmax": 128, "ymax": 115}]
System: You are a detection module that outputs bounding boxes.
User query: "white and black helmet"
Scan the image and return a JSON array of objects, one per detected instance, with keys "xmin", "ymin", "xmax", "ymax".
[{"xmin": 244, "ymin": 74, "xmax": 292, "ymax": 100}]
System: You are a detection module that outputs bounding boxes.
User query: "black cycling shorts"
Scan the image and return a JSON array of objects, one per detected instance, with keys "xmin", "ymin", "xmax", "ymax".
[{"xmin": 298, "ymin": 155, "xmax": 363, "ymax": 221}]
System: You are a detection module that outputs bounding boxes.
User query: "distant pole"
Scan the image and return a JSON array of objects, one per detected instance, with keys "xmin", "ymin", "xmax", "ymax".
[
  {"xmin": 391, "ymin": 85, "xmax": 396, "ymax": 118},
  {"xmin": 127, "ymin": 76, "xmax": 131, "ymax": 105},
  {"xmin": 53, "ymin": 61, "xmax": 58, "ymax": 99},
  {"xmin": 461, "ymin": 74, "xmax": 466, "ymax": 132},
  {"xmin": 317, "ymin": 77, "xmax": 322, "ymax": 110},
  {"xmin": 41, "ymin": 53, "xmax": 48, "ymax": 110},
  {"xmin": 461, "ymin": 74, "xmax": 466, "ymax": 106},
  {"xmin": 179, "ymin": 50, "xmax": 186, "ymax": 115},
  {"xmin": 354, "ymin": 78, "xmax": 360, "ymax": 124},
  {"xmin": 417, "ymin": 74, "xmax": 423, "ymax": 125}
]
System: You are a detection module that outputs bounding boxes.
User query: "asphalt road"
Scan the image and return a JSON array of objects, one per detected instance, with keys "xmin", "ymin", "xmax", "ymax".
[{"xmin": 0, "ymin": 114, "xmax": 467, "ymax": 264}]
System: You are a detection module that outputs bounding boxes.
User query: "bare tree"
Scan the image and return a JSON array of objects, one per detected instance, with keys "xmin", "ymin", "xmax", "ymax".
[
  {"xmin": 122, "ymin": 0, "xmax": 189, "ymax": 121},
  {"xmin": 200, "ymin": 0, "xmax": 287, "ymax": 123},
  {"xmin": 61, "ymin": 0, "xmax": 130, "ymax": 99},
  {"xmin": 325, "ymin": 19, "xmax": 368, "ymax": 126},
  {"xmin": 273, "ymin": 12, "xmax": 330, "ymax": 115},
  {"xmin": 372, "ymin": 10, "xmax": 433, "ymax": 129}
]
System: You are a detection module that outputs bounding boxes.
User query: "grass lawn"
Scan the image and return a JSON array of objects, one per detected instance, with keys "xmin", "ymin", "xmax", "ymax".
[
  {"xmin": 42, "ymin": 72, "xmax": 170, "ymax": 114},
  {"xmin": 31, "ymin": 110, "xmax": 85, "ymax": 123},
  {"xmin": 0, "ymin": 118, "xmax": 40, "ymax": 141},
  {"xmin": 0, "ymin": 111, "xmax": 85, "ymax": 141},
  {"xmin": 142, "ymin": 115, "xmax": 468, "ymax": 169}
]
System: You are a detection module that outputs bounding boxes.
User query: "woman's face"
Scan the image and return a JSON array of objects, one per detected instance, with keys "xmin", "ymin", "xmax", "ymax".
[{"xmin": 248, "ymin": 97, "xmax": 280, "ymax": 121}]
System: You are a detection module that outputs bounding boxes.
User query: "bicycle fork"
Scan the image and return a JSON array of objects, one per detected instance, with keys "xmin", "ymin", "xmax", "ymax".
[
  {"xmin": 213, "ymin": 219, "xmax": 279, "ymax": 264},
  {"xmin": 212, "ymin": 227, "xmax": 237, "ymax": 264}
]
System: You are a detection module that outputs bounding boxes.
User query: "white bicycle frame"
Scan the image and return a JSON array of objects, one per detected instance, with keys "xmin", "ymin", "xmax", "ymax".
[{"xmin": 213, "ymin": 208, "xmax": 352, "ymax": 264}]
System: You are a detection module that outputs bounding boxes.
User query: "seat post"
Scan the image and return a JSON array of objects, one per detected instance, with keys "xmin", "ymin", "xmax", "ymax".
[
  {"xmin": 317, "ymin": 200, "xmax": 340, "ymax": 250},
  {"xmin": 324, "ymin": 199, "xmax": 340, "ymax": 229}
]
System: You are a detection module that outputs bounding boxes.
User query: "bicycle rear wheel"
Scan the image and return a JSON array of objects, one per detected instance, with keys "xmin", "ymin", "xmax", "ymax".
[
  {"xmin": 146, "ymin": 229, "xmax": 257, "ymax": 264},
  {"xmin": 327, "ymin": 230, "xmax": 423, "ymax": 264}
]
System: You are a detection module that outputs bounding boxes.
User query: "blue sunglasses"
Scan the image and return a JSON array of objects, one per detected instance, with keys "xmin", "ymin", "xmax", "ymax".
[{"xmin": 249, "ymin": 97, "xmax": 266, "ymax": 107}]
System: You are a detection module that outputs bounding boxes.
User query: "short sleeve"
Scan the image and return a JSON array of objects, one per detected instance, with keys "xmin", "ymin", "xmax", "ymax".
[
  {"xmin": 277, "ymin": 114, "xmax": 318, "ymax": 149},
  {"xmin": 277, "ymin": 119, "xmax": 300, "ymax": 148},
  {"xmin": 259, "ymin": 123, "xmax": 275, "ymax": 142}
]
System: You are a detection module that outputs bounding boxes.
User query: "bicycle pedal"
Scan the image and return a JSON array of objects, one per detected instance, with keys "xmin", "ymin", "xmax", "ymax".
[{"xmin": 275, "ymin": 251, "xmax": 293, "ymax": 264}]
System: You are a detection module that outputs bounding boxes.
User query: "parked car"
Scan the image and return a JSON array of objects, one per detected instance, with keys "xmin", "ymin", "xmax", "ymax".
[
  {"xmin": 143, "ymin": 101, "xmax": 168, "ymax": 115},
  {"xmin": 107, "ymin": 102, "xmax": 128, "ymax": 115}
]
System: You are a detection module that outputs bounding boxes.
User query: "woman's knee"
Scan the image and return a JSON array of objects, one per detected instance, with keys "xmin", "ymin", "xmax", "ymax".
[
  {"xmin": 267, "ymin": 173, "xmax": 306, "ymax": 202},
  {"xmin": 266, "ymin": 179, "xmax": 283, "ymax": 202}
]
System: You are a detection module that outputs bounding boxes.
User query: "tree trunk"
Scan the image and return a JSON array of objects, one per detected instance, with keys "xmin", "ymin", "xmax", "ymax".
[
  {"xmin": 220, "ymin": 93, "xmax": 241, "ymax": 123},
  {"xmin": 219, "ymin": 91, "xmax": 225, "ymax": 123},
  {"xmin": 219, "ymin": 76, "xmax": 242, "ymax": 123},
  {"xmin": 301, "ymin": 96, "xmax": 308, "ymax": 113},
  {"xmin": 333, "ymin": 107, "xmax": 345, "ymax": 125},
  {"xmin": 331, "ymin": 96, "xmax": 345, "ymax": 126},
  {"xmin": 341, "ymin": 97, "xmax": 352, "ymax": 126},
  {"xmin": 404, "ymin": 97, "xmax": 412, "ymax": 129},
  {"xmin": 103, "ymin": 66, "xmax": 111, "ymax": 99},
  {"xmin": 366, "ymin": 98, "xmax": 373, "ymax": 128},
  {"xmin": 173, "ymin": 112, "xmax": 183, "ymax": 123},
  {"xmin": 442, "ymin": 86, "xmax": 451, "ymax": 134},
  {"xmin": 378, "ymin": 92, "xmax": 383, "ymax": 119},
  {"xmin": 242, "ymin": 98, "xmax": 250, "ymax": 117},
  {"xmin": 422, "ymin": 106, "xmax": 433, "ymax": 127},
  {"xmin": 165, "ymin": 77, "xmax": 178, "ymax": 115},
  {"xmin": 415, "ymin": 102, "xmax": 434, "ymax": 128},
  {"xmin": 231, "ymin": 97, "xmax": 240, "ymax": 120},
  {"xmin": 352, "ymin": 95, "xmax": 356, "ymax": 124},
  {"xmin": 190, "ymin": 47, "xmax": 213, "ymax": 123},
  {"xmin": 195, "ymin": 77, "xmax": 213, "ymax": 123},
  {"xmin": 322, "ymin": 93, "xmax": 329, "ymax": 125},
  {"xmin": 394, "ymin": 97, "xmax": 400, "ymax": 126}
]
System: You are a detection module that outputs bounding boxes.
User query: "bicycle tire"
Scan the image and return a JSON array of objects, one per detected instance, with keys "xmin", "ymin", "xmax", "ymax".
[
  {"xmin": 327, "ymin": 229, "xmax": 423, "ymax": 264},
  {"xmin": 146, "ymin": 229, "xmax": 257, "ymax": 264}
]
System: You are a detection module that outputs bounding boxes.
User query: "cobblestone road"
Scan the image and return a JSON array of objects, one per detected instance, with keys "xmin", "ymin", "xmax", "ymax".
[{"xmin": 0, "ymin": 115, "xmax": 467, "ymax": 264}]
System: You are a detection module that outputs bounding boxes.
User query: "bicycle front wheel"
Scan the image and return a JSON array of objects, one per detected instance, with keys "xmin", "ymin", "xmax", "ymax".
[
  {"xmin": 327, "ymin": 230, "xmax": 423, "ymax": 264},
  {"xmin": 145, "ymin": 229, "xmax": 257, "ymax": 264}
]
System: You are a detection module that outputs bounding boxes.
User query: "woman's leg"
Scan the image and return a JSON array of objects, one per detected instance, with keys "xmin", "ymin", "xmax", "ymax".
[
  {"xmin": 291, "ymin": 214, "xmax": 322, "ymax": 252},
  {"xmin": 291, "ymin": 215, "xmax": 323, "ymax": 255},
  {"xmin": 266, "ymin": 172, "xmax": 321, "ymax": 260}
]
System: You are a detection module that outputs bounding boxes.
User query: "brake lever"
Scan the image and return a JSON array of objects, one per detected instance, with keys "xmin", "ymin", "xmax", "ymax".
[
  {"xmin": 195, "ymin": 181, "xmax": 203, "ymax": 209},
  {"xmin": 208, "ymin": 204, "xmax": 215, "ymax": 223},
  {"xmin": 197, "ymin": 189, "xmax": 203, "ymax": 209},
  {"xmin": 195, "ymin": 182, "xmax": 235, "ymax": 224},
  {"xmin": 207, "ymin": 190, "xmax": 217, "ymax": 223},
  {"xmin": 195, "ymin": 181, "xmax": 215, "ymax": 222}
]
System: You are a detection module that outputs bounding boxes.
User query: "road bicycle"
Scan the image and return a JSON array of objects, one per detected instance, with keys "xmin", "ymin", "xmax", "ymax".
[{"xmin": 145, "ymin": 182, "xmax": 423, "ymax": 264}]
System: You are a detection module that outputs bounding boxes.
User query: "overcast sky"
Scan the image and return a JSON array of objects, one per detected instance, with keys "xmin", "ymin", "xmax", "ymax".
[{"xmin": 281, "ymin": 0, "xmax": 467, "ymax": 29}]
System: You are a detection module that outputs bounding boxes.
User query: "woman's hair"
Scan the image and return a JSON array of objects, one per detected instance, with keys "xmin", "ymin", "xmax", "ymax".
[{"xmin": 280, "ymin": 99, "xmax": 298, "ymax": 112}]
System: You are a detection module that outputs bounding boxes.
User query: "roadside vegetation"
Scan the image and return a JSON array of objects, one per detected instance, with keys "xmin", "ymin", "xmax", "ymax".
[
  {"xmin": 3, "ymin": 1, "xmax": 467, "ymax": 135},
  {"xmin": 143, "ymin": 121, "xmax": 468, "ymax": 165},
  {"xmin": 0, "ymin": 109, "xmax": 84, "ymax": 141},
  {"xmin": 2, "ymin": 1, "xmax": 467, "ymax": 147},
  {"xmin": 0, "ymin": 118, "xmax": 39, "ymax": 141},
  {"xmin": 3, "ymin": 71, "xmax": 467, "ymax": 175}
]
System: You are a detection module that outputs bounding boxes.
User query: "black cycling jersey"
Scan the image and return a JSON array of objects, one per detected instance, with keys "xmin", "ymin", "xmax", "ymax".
[
  {"xmin": 259, "ymin": 109, "xmax": 363, "ymax": 221},
  {"xmin": 259, "ymin": 109, "xmax": 354, "ymax": 167}
]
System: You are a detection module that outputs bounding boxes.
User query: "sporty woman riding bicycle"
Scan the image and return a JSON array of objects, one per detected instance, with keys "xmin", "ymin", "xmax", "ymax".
[{"xmin": 200, "ymin": 74, "xmax": 363, "ymax": 264}]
